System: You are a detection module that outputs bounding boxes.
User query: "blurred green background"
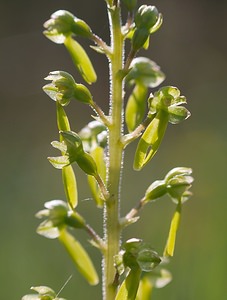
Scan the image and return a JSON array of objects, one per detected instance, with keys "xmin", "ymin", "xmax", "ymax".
[{"xmin": 0, "ymin": 0, "xmax": 226, "ymax": 299}]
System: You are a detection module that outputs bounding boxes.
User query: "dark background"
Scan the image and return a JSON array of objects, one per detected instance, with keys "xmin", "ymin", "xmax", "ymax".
[{"xmin": 0, "ymin": 0, "xmax": 226, "ymax": 299}]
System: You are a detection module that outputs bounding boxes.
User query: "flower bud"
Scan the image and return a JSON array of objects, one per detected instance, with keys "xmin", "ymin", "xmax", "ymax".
[
  {"xmin": 43, "ymin": 10, "xmax": 92, "ymax": 44},
  {"xmin": 137, "ymin": 247, "xmax": 161, "ymax": 272},
  {"xmin": 66, "ymin": 211, "xmax": 86, "ymax": 229},
  {"xmin": 132, "ymin": 28, "xmax": 149, "ymax": 51},
  {"xmin": 165, "ymin": 167, "xmax": 193, "ymax": 202},
  {"xmin": 60, "ymin": 131, "xmax": 84, "ymax": 162},
  {"xmin": 122, "ymin": 238, "xmax": 161, "ymax": 271},
  {"xmin": 166, "ymin": 175, "xmax": 193, "ymax": 201},
  {"xmin": 43, "ymin": 71, "xmax": 93, "ymax": 106},
  {"xmin": 164, "ymin": 167, "xmax": 192, "ymax": 182},
  {"xmin": 126, "ymin": 57, "xmax": 165, "ymax": 88},
  {"xmin": 44, "ymin": 10, "xmax": 75, "ymax": 43},
  {"xmin": 74, "ymin": 83, "xmax": 93, "ymax": 104},
  {"xmin": 76, "ymin": 152, "xmax": 98, "ymax": 177},
  {"xmin": 31, "ymin": 286, "xmax": 56, "ymax": 299},
  {"xmin": 135, "ymin": 5, "xmax": 159, "ymax": 31},
  {"xmin": 79, "ymin": 121, "xmax": 107, "ymax": 152},
  {"xmin": 168, "ymin": 106, "xmax": 191, "ymax": 124},
  {"xmin": 148, "ymin": 86, "xmax": 191, "ymax": 124},
  {"xmin": 145, "ymin": 180, "xmax": 167, "ymax": 202},
  {"xmin": 44, "ymin": 200, "xmax": 68, "ymax": 227}
]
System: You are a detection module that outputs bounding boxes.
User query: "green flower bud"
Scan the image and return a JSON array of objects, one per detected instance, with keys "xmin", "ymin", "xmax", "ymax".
[
  {"xmin": 145, "ymin": 180, "xmax": 167, "ymax": 202},
  {"xmin": 122, "ymin": 239, "xmax": 161, "ymax": 271},
  {"xmin": 44, "ymin": 200, "xmax": 68, "ymax": 227},
  {"xmin": 44, "ymin": 10, "xmax": 75, "ymax": 43},
  {"xmin": 126, "ymin": 57, "xmax": 165, "ymax": 88},
  {"xmin": 73, "ymin": 83, "xmax": 93, "ymax": 104},
  {"xmin": 43, "ymin": 10, "xmax": 92, "ymax": 44},
  {"xmin": 66, "ymin": 211, "xmax": 86, "ymax": 229},
  {"xmin": 165, "ymin": 167, "xmax": 192, "ymax": 182},
  {"xmin": 79, "ymin": 121, "xmax": 107, "ymax": 152},
  {"xmin": 31, "ymin": 286, "xmax": 56, "ymax": 299},
  {"xmin": 137, "ymin": 247, "xmax": 161, "ymax": 272},
  {"xmin": 165, "ymin": 167, "xmax": 193, "ymax": 202},
  {"xmin": 167, "ymin": 175, "xmax": 193, "ymax": 201},
  {"xmin": 123, "ymin": 238, "xmax": 143, "ymax": 268},
  {"xmin": 148, "ymin": 86, "xmax": 191, "ymax": 124},
  {"xmin": 168, "ymin": 106, "xmax": 191, "ymax": 124},
  {"xmin": 132, "ymin": 28, "xmax": 150, "ymax": 51},
  {"xmin": 135, "ymin": 5, "xmax": 159, "ymax": 31},
  {"xmin": 60, "ymin": 131, "xmax": 84, "ymax": 162},
  {"xmin": 43, "ymin": 71, "xmax": 93, "ymax": 106},
  {"xmin": 76, "ymin": 152, "xmax": 98, "ymax": 177}
]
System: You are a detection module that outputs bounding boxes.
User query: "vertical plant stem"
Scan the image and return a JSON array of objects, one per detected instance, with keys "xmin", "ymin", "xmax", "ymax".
[{"xmin": 103, "ymin": 3, "xmax": 124, "ymax": 300}]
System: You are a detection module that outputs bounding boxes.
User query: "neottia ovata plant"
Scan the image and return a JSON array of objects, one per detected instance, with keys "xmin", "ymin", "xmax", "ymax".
[{"xmin": 23, "ymin": 1, "xmax": 193, "ymax": 299}]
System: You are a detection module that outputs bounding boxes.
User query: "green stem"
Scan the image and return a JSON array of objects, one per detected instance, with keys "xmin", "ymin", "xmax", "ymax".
[{"xmin": 103, "ymin": 4, "xmax": 124, "ymax": 300}]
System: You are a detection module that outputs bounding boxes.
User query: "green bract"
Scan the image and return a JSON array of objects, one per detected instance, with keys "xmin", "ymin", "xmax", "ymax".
[
  {"xmin": 59, "ymin": 228, "xmax": 99, "ymax": 285},
  {"xmin": 133, "ymin": 110, "xmax": 169, "ymax": 170},
  {"xmin": 43, "ymin": 71, "xmax": 93, "ymax": 106},
  {"xmin": 64, "ymin": 36, "xmax": 97, "ymax": 84},
  {"xmin": 136, "ymin": 269, "xmax": 172, "ymax": 299},
  {"xmin": 43, "ymin": 10, "xmax": 92, "ymax": 43}
]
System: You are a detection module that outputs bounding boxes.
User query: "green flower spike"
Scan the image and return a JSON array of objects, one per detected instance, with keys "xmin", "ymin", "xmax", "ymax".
[
  {"xmin": 43, "ymin": 71, "xmax": 93, "ymax": 106},
  {"xmin": 134, "ymin": 86, "xmax": 191, "ymax": 170},
  {"xmin": 125, "ymin": 57, "xmax": 165, "ymax": 132}
]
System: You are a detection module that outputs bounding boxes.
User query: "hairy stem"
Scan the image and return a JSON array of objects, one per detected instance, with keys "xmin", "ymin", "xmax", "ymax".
[{"xmin": 103, "ymin": 4, "xmax": 124, "ymax": 300}]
